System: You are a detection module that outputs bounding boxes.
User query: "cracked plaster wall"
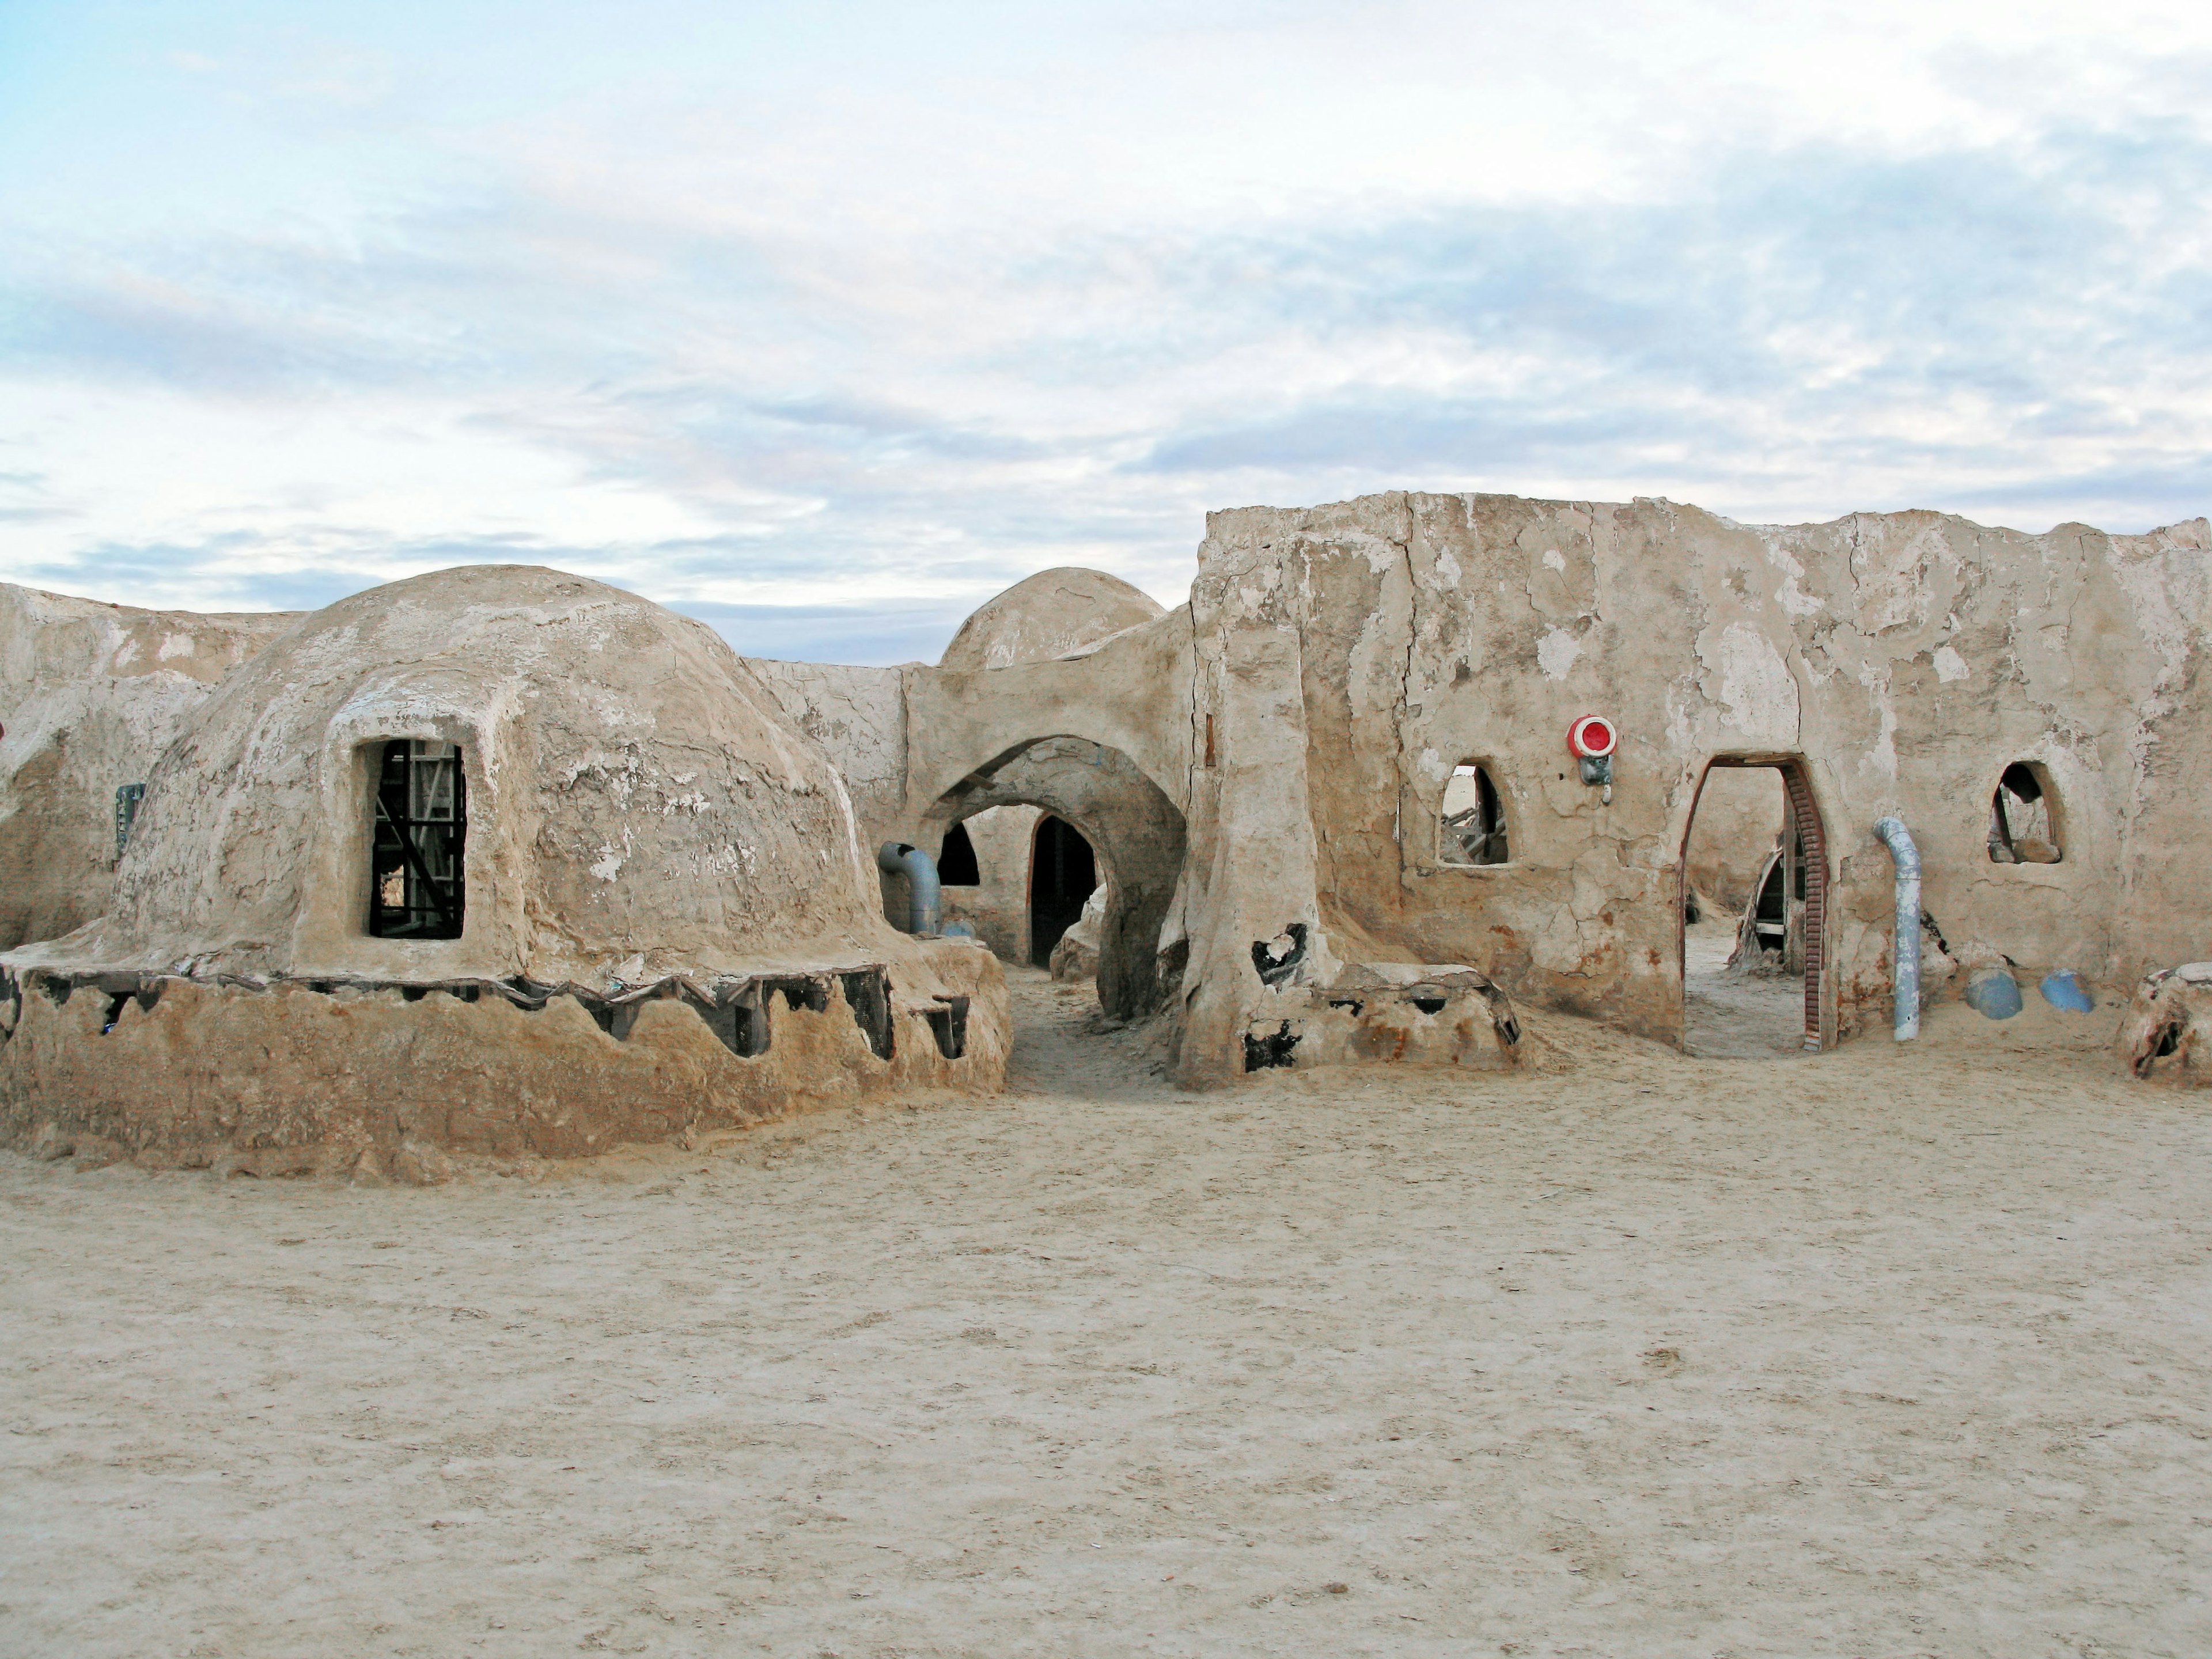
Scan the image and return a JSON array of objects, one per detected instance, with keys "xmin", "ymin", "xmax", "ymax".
[
  {"xmin": 1, "ymin": 564, "xmax": 1010, "ymax": 1168},
  {"xmin": 0, "ymin": 584, "xmax": 300, "ymax": 951},
  {"xmin": 1180, "ymin": 491, "xmax": 2212, "ymax": 1071}
]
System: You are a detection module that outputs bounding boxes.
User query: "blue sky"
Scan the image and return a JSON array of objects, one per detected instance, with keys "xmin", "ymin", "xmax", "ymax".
[{"xmin": 3, "ymin": 1, "xmax": 2209, "ymax": 663}]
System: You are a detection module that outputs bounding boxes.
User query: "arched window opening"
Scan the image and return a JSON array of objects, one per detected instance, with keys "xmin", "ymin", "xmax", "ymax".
[
  {"xmin": 1439, "ymin": 762, "xmax": 1509, "ymax": 866},
  {"xmin": 1029, "ymin": 815, "xmax": 1096, "ymax": 967},
  {"xmin": 1988, "ymin": 762, "xmax": 2062, "ymax": 864},
  {"xmin": 369, "ymin": 740, "xmax": 466, "ymax": 938},
  {"xmin": 938, "ymin": 821, "xmax": 980, "ymax": 886}
]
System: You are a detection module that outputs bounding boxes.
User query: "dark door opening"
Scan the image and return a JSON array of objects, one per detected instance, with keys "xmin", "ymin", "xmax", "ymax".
[
  {"xmin": 370, "ymin": 738, "xmax": 467, "ymax": 939},
  {"xmin": 1029, "ymin": 815, "xmax": 1096, "ymax": 967}
]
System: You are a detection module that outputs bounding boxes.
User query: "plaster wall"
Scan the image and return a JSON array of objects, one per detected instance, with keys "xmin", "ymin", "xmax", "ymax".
[
  {"xmin": 938, "ymin": 567, "xmax": 1164, "ymax": 673},
  {"xmin": 1, "ymin": 949, "xmax": 1006, "ymax": 1176},
  {"xmin": 1177, "ymin": 492, "xmax": 2212, "ymax": 1081},
  {"xmin": 768, "ymin": 601, "xmax": 1200, "ymax": 991},
  {"xmin": 1685, "ymin": 766, "xmax": 1787, "ymax": 912},
  {"xmin": 0, "ymin": 585, "xmax": 297, "ymax": 950},
  {"xmin": 937, "ymin": 804, "xmax": 1043, "ymax": 964},
  {"xmin": 1, "ymin": 566, "xmax": 1010, "ymax": 1171}
]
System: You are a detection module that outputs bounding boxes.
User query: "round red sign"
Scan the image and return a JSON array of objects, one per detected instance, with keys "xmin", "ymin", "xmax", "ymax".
[{"xmin": 1568, "ymin": 715, "xmax": 1617, "ymax": 758}]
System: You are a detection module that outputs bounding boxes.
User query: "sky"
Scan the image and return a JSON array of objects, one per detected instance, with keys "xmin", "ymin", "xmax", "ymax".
[{"xmin": 2, "ymin": 1, "xmax": 2209, "ymax": 664}]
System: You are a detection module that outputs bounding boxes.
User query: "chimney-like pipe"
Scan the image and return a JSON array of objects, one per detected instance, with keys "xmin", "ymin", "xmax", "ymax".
[
  {"xmin": 876, "ymin": 842, "xmax": 941, "ymax": 937},
  {"xmin": 1872, "ymin": 816, "xmax": 1921, "ymax": 1041}
]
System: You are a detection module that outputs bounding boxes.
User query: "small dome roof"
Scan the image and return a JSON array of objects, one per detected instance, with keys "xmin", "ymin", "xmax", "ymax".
[
  {"xmin": 938, "ymin": 568, "xmax": 1165, "ymax": 673},
  {"xmin": 24, "ymin": 565, "xmax": 895, "ymax": 986}
]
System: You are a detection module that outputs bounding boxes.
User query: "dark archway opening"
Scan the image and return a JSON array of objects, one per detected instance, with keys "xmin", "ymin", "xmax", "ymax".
[
  {"xmin": 1028, "ymin": 815, "xmax": 1096, "ymax": 968},
  {"xmin": 938, "ymin": 820, "xmax": 981, "ymax": 885},
  {"xmin": 928, "ymin": 733, "xmax": 1186, "ymax": 1019}
]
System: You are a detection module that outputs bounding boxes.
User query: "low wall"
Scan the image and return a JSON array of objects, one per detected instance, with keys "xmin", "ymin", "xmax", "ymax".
[{"xmin": 0, "ymin": 945, "xmax": 1007, "ymax": 1179}]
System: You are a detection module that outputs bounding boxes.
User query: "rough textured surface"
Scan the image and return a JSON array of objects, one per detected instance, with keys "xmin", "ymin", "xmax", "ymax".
[
  {"xmin": 1683, "ymin": 764, "xmax": 1785, "ymax": 912},
  {"xmin": 1047, "ymin": 883, "xmax": 1104, "ymax": 980},
  {"xmin": 0, "ymin": 566, "xmax": 1008, "ymax": 1168},
  {"xmin": 1, "ymin": 947, "xmax": 1006, "ymax": 1175},
  {"xmin": 933, "ymin": 736, "xmax": 1186, "ymax": 1021},
  {"xmin": 1172, "ymin": 493, "xmax": 2212, "ymax": 1085},
  {"xmin": 737, "ymin": 495, "xmax": 2212, "ymax": 1090},
  {"xmin": 937, "ymin": 803, "xmax": 1043, "ymax": 964},
  {"xmin": 2116, "ymin": 960, "xmax": 2212, "ymax": 1085},
  {"xmin": 748, "ymin": 659, "xmax": 908, "ymax": 843},
  {"xmin": 936, "ymin": 566, "xmax": 1164, "ymax": 674},
  {"xmin": 12, "ymin": 488, "xmax": 2209, "ymax": 1099},
  {"xmin": 12, "ymin": 565, "xmax": 892, "ymax": 985},
  {"xmin": 0, "ymin": 584, "xmax": 297, "ymax": 951},
  {"xmin": 2, "ymin": 975, "xmax": 2203, "ymax": 1657}
]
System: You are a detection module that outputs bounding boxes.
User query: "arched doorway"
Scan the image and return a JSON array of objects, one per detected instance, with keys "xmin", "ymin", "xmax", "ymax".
[
  {"xmin": 1677, "ymin": 756, "xmax": 1830, "ymax": 1055},
  {"xmin": 1028, "ymin": 815, "xmax": 1097, "ymax": 967},
  {"xmin": 923, "ymin": 734, "xmax": 1186, "ymax": 1020}
]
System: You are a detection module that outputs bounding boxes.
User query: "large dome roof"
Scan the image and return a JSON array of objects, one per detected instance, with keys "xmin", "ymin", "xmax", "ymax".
[
  {"xmin": 25, "ymin": 565, "xmax": 892, "ymax": 986},
  {"xmin": 938, "ymin": 567, "xmax": 1166, "ymax": 673}
]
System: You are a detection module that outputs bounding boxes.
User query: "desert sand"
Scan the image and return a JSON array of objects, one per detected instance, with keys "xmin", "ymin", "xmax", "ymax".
[
  {"xmin": 1682, "ymin": 919, "xmax": 1809, "ymax": 1060},
  {"xmin": 3, "ymin": 969, "xmax": 2208, "ymax": 1658}
]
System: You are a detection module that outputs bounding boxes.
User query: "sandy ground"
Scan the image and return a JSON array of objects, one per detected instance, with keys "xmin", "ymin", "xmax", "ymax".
[
  {"xmin": 1683, "ymin": 921, "xmax": 1808, "ymax": 1060},
  {"xmin": 4, "ymin": 969, "xmax": 2210, "ymax": 1658}
]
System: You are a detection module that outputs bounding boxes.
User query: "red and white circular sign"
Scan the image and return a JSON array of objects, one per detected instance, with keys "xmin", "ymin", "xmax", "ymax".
[{"xmin": 1567, "ymin": 715, "xmax": 1617, "ymax": 758}]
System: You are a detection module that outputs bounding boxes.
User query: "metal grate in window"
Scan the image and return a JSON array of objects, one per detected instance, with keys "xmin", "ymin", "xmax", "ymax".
[{"xmin": 369, "ymin": 740, "xmax": 466, "ymax": 939}]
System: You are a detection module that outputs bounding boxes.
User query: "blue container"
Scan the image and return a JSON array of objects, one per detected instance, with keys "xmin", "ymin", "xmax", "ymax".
[
  {"xmin": 1964, "ymin": 969, "xmax": 2023, "ymax": 1020},
  {"xmin": 2040, "ymin": 970, "xmax": 2095, "ymax": 1013}
]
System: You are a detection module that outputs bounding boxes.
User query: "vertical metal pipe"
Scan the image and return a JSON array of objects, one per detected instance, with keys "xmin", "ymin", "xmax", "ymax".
[
  {"xmin": 1872, "ymin": 817, "xmax": 1921, "ymax": 1041},
  {"xmin": 876, "ymin": 842, "xmax": 942, "ymax": 936}
]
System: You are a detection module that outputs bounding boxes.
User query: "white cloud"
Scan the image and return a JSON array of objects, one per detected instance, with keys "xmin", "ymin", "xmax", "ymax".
[{"xmin": 2, "ymin": 0, "xmax": 2209, "ymax": 661}]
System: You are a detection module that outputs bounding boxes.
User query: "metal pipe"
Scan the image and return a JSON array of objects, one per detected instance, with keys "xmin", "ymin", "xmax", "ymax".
[
  {"xmin": 876, "ymin": 842, "xmax": 941, "ymax": 936},
  {"xmin": 1872, "ymin": 816, "xmax": 1921, "ymax": 1041}
]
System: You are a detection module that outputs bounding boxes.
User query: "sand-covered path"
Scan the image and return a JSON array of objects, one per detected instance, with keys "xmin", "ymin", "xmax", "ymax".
[{"xmin": 3, "ymin": 971, "xmax": 2209, "ymax": 1657}]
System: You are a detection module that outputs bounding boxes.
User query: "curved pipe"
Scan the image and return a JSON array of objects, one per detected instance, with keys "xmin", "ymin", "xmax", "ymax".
[
  {"xmin": 876, "ymin": 842, "xmax": 941, "ymax": 937},
  {"xmin": 1872, "ymin": 816, "xmax": 1921, "ymax": 1041}
]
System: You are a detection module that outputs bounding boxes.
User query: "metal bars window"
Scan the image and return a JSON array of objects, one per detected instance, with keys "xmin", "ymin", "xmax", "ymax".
[{"xmin": 369, "ymin": 740, "xmax": 467, "ymax": 939}]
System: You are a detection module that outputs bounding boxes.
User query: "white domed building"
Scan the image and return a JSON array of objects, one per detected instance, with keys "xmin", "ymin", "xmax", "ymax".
[{"xmin": 0, "ymin": 566, "xmax": 1004, "ymax": 1177}]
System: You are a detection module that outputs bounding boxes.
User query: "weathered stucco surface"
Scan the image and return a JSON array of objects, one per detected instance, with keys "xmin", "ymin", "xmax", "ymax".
[
  {"xmin": 2116, "ymin": 961, "xmax": 2212, "ymax": 1085},
  {"xmin": 938, "ymin": 803, "xmax": 1045, "ymax": 964},
  {"xmin": 936, "ymin": 567, "xmax": 1164, "ymax": 673},
  {"xmin": 1169, "ymin": 493, "xmax": 2212, "ymax": 1084},
  {"xmin": 735, "ymin": 493, "xmax": 2209, "ymax": 1089},
  {"xmin": 0, "ymin": 585, "xmax": 298, "ymax": 951},
  {"xmin": 0, "ymin": 566, "xmax": 1006, "ymax": 1171},
  {"xmin": 6, "ymin": 485, "xmax": 2205, "ymax": 1116},
  {"xmin": 1683, "ymin": 764, "xmax": 1786, "ymax": 912}
]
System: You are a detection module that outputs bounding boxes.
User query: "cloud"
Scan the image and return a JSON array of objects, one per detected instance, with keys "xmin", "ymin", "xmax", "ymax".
[{"xmin": 2, "ymin": 10, "xmax": 2209, "ymax": 638}]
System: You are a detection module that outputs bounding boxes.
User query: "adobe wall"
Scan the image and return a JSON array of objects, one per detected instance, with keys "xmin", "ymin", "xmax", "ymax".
[
  {"xmin": 1684, "ymin": 766, "xmax": 1786, "ymax": 913},
  {"xmin": 1173, "ymin": 492, "xmax": 2212, "ymax": 1081},
  {"xmin": 760, "ymin": 611, "xmax": 1198, "ymax": 1012},
  {"xmin": 1, "ymin": 567, "xmax": 1014, "ymax": 1175},
  {"xmin": 938, "ymin": 804, "xmax": 1044, "ymax": 964},
  {"xmin": 1, "ymin": 949, "xmax": 1006, "ymax": 1177},
  {"xmin": 0, "ymin": 585, "xmax": 298, "ymax": 950}
]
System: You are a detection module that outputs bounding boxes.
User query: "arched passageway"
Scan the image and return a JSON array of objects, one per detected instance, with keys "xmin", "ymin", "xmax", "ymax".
[
  {"xmin": 927, "ymin": 735, "xmax": 1186, "ymax": 1020},
  {"xmin": 1028, "ymin": 815, "xmax": 1096, "ymax": 967},
  {"xmin": 1677, "ymin": 756, "xmax": 1831, "ymax": 1055}
]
